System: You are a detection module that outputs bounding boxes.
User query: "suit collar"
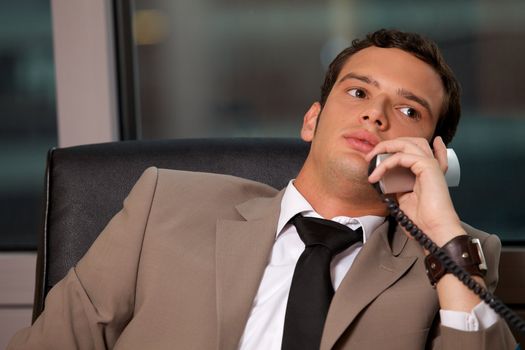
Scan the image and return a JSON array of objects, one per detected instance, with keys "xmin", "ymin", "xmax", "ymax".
[
  {"xmin": 215, "ymin": 189, "xmax": 285, "ymax": 350},
  {"xmin": 320, "ymin": 220, "xmax": 417, "ymax": 350},
  {"xmin": 386, "ymin": 216, "xmax": 410, "ymax": 256}
]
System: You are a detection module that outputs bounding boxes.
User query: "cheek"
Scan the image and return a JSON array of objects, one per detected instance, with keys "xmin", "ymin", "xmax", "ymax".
[
  {"xmin": 420, "ymin": 122, "xmax": 439, "ymax": 141},
  {"xmin": 416, "ymin": 126, "xmax": 435, "ymax": 140},
  {"xmin": 388, "ymin": 118, "xmax": 436, "ymax": 140}
]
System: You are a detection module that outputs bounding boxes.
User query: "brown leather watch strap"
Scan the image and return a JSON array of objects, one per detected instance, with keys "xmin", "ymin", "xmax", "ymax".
[{"xmin": 424, "ymin": 235, "xmax": 488, "ymax": 287}]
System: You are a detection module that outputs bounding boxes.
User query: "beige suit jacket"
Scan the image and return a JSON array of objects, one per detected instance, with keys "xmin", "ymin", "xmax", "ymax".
[{"xmin": 8, "ymin": 167, "xmax": 516, "ymax": 349}]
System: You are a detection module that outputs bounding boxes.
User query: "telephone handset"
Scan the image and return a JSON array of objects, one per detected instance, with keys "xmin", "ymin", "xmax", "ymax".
[
  {"xmin": 368, "ymin": 148, "xmax": 460, "ymax": 194},
  {"xmin": 367, "ymin": 149, "xmax": 525, "ymax": 335}
]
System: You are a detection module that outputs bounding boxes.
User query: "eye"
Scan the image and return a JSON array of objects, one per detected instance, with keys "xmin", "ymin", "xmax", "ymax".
[
  {"xmin": 399, "ymin": 107, "xmax": 420, "ymax": 119},
  {"xmin": 347, "ymin": 88, "xmax": 367, "ymax": 99}
]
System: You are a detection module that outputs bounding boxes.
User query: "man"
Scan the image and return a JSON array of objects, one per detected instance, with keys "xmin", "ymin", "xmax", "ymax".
[{"xmin": 9, "ymin": 29, "xmax": 517, "ymax": 349}]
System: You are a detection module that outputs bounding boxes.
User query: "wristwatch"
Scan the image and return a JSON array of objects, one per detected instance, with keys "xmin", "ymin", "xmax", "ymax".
[{"xmin": 424, "ymin": 235, "xmax": 488, "ymax": 287}]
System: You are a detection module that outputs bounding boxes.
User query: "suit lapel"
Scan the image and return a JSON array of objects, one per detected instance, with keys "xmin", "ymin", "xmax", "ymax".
[
  {"xmin": 215, "ymin": 190, "xmax": 285, "ymax": 350},
  {"xmin": 320, "ymin": 221, "xmax": 417, "ymax": 350}
]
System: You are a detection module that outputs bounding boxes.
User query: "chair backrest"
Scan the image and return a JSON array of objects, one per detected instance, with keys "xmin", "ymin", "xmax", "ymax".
[{"xmin": 33, "ymin": 137, "xmax": 309, "ymax": 321}]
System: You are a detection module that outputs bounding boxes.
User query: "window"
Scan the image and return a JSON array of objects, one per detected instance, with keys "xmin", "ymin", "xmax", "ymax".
[
  {"xmin": 123, "ymin": 0, "xmax": 525, "ymax": 242},
  {"xmin": 0, "ymin": 0, "xmax": 57, "ymax": 250}
]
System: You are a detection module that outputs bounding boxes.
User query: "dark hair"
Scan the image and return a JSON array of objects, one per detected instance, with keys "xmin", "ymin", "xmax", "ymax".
[{"xmin": 320, "ymin": 29, "xmax": 461, "ymax": 145}]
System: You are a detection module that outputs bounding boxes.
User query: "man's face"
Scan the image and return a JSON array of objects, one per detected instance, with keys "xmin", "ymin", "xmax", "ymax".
[{"xmin": 301, "ymin": 46, "xmax": 445, "ymax": 186}]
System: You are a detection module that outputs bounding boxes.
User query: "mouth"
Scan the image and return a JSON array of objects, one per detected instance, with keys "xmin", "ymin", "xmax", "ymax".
[{"xmin": 343, "ymin": 130, "xmax": 380, "ymax": 154}]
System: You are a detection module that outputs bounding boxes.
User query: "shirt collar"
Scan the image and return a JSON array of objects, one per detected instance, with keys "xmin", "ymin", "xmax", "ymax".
[{"xmin": 277, "ymin": 180, "xmax": 385, "ymax": 243}]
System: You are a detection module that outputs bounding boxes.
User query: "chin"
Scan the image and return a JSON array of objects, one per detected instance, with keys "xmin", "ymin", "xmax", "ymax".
[{"xmin": 327, "ymin": 154, "xmax": 369, "ymax": 185}]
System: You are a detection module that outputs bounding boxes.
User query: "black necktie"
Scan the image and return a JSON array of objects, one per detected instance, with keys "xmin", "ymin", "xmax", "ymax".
[{"xmin": 281, "ymin": 215, "xmax": 363, "ymax": 350}]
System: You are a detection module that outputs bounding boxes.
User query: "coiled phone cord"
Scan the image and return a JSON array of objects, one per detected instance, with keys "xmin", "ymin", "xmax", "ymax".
[{"xmin": 381, "ymin": 195, "xmax": 525, "ymax": 334}]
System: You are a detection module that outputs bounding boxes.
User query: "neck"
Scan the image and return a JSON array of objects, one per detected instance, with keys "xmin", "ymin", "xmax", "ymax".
[{"xmin": 294, "ymin": 166, "xmax": 387, "ymax": 219}]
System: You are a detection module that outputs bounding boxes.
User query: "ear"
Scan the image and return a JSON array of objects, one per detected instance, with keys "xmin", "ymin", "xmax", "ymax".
[{"xmin": 301, "ymin": 102, "xmax": 321, "ymax": 142}]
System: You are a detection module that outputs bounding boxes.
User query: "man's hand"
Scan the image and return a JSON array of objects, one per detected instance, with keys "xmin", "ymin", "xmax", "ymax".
[
  {"xmin": 366, "ymin": 136, "xmax": 488, "ymax": 312},
  {"xmin": 365, "ymin": 136, "xmax": 464, "ymax": 247}
]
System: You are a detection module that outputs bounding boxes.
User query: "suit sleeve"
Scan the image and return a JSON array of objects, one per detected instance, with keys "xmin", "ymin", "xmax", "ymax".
[
  {"xmin": 7, "ymin": 167, "xmax": 160, "ymax": 350},
  {"xmin": 430, "ymin": 233, "xmax": 517, "ymax": 350}
]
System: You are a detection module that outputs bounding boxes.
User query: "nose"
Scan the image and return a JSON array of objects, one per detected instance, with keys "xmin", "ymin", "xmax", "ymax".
[{"xmin": 359, "ymin": 96, "xmax": 389, "ymax": 130}]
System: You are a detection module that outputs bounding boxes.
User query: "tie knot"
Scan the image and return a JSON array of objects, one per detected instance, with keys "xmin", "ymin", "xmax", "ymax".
[{"xmin": 292, "ymin": 215, "xmax": 363, "ymax": 256}]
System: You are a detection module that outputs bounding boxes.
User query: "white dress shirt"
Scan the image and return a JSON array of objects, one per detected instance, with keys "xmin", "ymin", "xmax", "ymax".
[{"xmin": 238, "ymin": 181, "xmax": 498, "ymax": 349}]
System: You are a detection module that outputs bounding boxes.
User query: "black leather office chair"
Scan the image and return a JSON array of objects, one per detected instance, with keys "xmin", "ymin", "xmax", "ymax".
[{"xmin": 32, "ymin": 138, "xmax": 309, "ymax": 322}]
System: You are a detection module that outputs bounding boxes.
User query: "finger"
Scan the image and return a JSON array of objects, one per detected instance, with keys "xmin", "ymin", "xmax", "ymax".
[
  {"xmin": 432, "ymin": 136, "xmax": 448, "ymax": 174},
  {"xmin": 368, "ymin": 152, "xmax": 431, "ymax": 183},
  {"xmin": 366, "ymin": 137, "xmax": 432, "ymax": 161}
]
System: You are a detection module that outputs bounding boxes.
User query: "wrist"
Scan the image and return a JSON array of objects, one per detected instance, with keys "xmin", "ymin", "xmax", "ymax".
[
  {"xmin": 424, "ymin": 235, "xmax": 488, "ymax": 287},
  {"xmin": 428, "ymin": 222, "xmax": 464, "ymax": 247},
  {"xmin": 436, "ymin": 274, "xmax": 486, "ymax": 312}
]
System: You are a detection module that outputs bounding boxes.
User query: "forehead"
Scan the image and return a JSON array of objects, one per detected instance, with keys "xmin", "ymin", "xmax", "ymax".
[{"xmin": 336, "ymin": 46, "xmax": 445, "ymax": 115}]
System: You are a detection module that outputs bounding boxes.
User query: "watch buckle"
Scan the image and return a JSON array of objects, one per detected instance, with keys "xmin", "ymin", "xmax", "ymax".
[{"xmin": 471, "ymin": 238, "xmax": 488, "ymax": 271}]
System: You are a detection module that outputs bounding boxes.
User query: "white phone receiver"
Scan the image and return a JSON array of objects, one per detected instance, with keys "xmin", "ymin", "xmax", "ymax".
[{"xmin": 368, "ymin": 149, "xmax": 461, "ymax": 194}]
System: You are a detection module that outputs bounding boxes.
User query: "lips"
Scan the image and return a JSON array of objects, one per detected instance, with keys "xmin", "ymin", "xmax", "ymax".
[{"xmin": 344, "ymin": 130, "xmax": 380, "ymax": 153}]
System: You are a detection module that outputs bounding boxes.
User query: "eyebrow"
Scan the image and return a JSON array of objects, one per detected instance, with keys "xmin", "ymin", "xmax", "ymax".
[
  {"xmin": 338, "ymin": 72, "xmax": 433, "ymax": 116},
  {"xmin": 338, "ymin": 72, "xmax": 380, "ymax": 87}
]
